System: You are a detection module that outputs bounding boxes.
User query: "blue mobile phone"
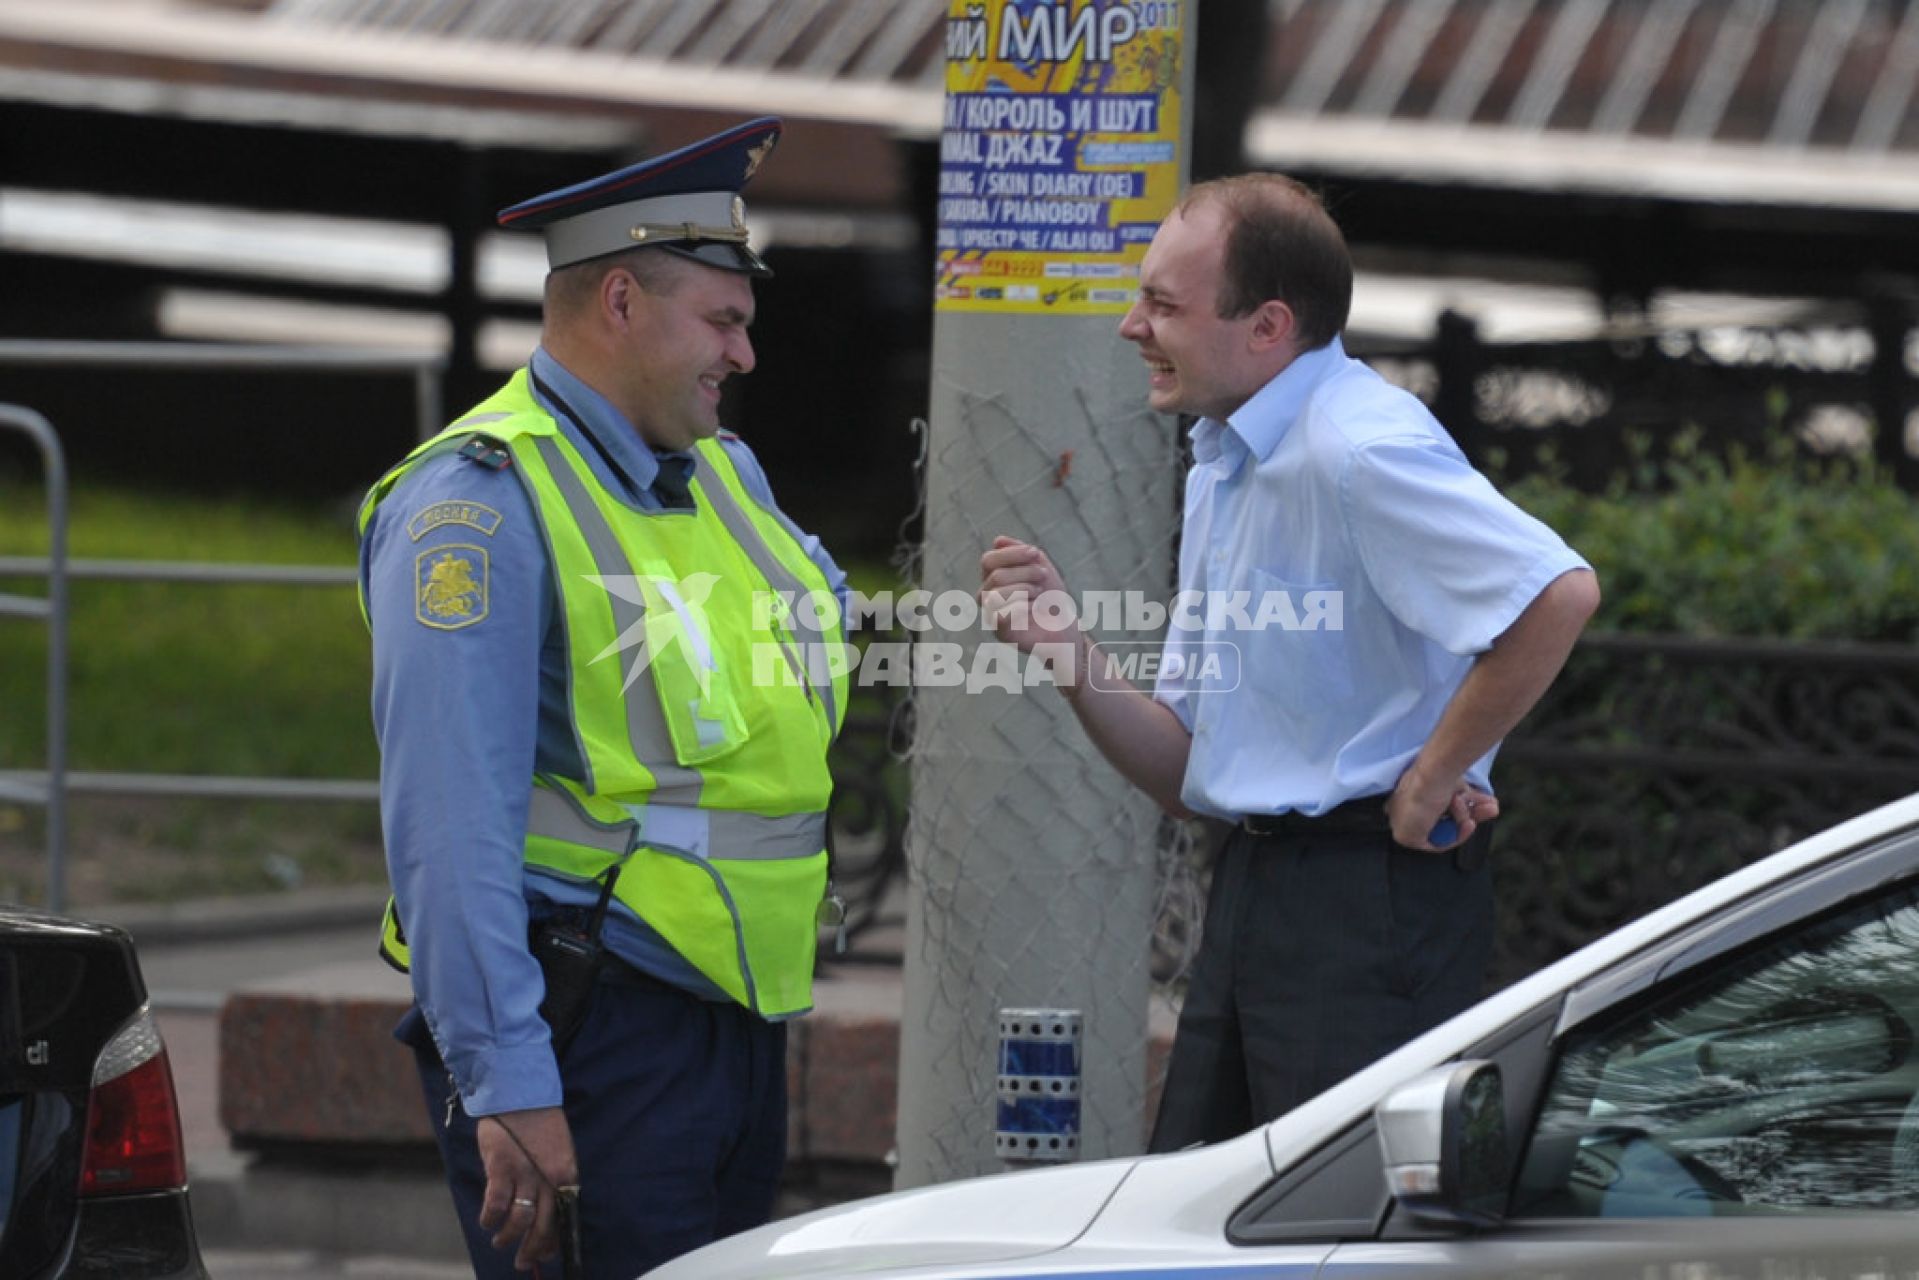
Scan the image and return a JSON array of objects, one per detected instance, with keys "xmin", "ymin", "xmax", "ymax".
[{"xmin": 1428, "ymin": 817, "xmax": 1459, "ymax": 846}]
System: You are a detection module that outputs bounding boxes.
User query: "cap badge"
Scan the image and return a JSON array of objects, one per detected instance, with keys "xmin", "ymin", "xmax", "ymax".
[
  {"xmin": 627, "ymin": 197, "xmax": 753, "ymax": 248},
  {"xmin": 744, "ymin": 133, "xmax": 776, "ymax": 181}
]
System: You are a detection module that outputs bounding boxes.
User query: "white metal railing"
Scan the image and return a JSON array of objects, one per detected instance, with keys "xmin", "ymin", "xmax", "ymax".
[
  {"xmin": 0, "ymin": 404, "xmax": 69, "ymax": 911},
  {"xmin": 0, "ymin": 555, "xmax": 369, "ymax": 810},
  {"xmin": 0, "ymin": 341, "xmax": 440, "ymax": 911},
  {"xmin": 0, "ymin": 340, "xmax": 445, "ymax": 442}
]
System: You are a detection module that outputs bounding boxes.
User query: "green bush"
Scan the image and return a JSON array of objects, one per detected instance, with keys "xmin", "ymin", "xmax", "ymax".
[{"xmin": 1499, "ymin": 432, "xmax": 1919, "ymax": 642}]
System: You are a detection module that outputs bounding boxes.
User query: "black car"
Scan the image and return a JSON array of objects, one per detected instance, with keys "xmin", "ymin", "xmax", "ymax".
[{"xmin": 0, "ymin": 907, "xmax": 207, "ymax": 1279}]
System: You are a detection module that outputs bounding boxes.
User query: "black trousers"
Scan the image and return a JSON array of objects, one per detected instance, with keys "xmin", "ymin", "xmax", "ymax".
[
  {"xmin": 397, "ymin": 970, "xmax": 786, "ymax": 1279},
  {"xmin": 1148, "ymin": 822, "xmax": 1494, "ymax": 1152}
]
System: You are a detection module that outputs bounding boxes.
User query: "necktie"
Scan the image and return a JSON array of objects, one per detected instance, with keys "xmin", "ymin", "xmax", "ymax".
[{"xmin": 651, "ymin": 456, "xmax": 695, "ymax": 510}]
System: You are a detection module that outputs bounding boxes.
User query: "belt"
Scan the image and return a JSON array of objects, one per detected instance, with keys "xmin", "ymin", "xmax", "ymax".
[
  {"xmin": 1240, "ymin": 795, "xmax": 1393, "ymax": 838},
  {"xmin": 1240, "ymin": 796, "xmax": 1490, "ymax": 871},
  {"xmin": 593, "ymin": 955, "xmax": 668, "ymax": 990}
]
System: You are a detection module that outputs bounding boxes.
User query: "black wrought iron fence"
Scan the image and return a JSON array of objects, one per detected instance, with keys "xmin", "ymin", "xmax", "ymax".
[
  {"xmin": 1488, "ymin": 631, "xmax": 1919, "ymax": 985},
  {"xmin": 831, "ymin": 631, "xmax": 1919, "ymax": 992},
  {"xmin": 1358, "ymin": 299, "xmax": 1919, "ymax": 496},
  {"xmin": 825, "ymin": 674, "xmax": 911, "ymax": 952}
]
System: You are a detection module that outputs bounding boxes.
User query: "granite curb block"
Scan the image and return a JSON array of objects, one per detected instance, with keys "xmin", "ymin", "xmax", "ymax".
[
  {"xmin": 213, "ymin": 974, "xmax": 1181, "ymax": 1158},
  {"xmin": 221, "ymin": 993, "xmax": 434, "ymax": 1144},
  {"xmin": 217, "ymin": 990, "xmax": 908, "ymax": 1160},
  {"xmin": 207, "ymin": 980, "xmax": 911, "ymax": 1258},
  {"xmin": 205, "ymin": 957, "xmax": 1176, "ymax": 1260}
]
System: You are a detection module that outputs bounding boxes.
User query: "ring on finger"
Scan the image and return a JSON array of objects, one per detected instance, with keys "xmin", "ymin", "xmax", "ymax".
[{"xmin": 512, "ymin": 1197, "xmax": 536, "ymax": 1210}]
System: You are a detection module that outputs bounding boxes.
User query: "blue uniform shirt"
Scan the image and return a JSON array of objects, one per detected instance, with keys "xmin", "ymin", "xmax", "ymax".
[
  {"xmin": 361, "ymin": 346, "xmax": 847, "ymax": 1116},
  {"xmin": 1154, "ymin": 336, "xmax": 1589, "ymax": 821}
]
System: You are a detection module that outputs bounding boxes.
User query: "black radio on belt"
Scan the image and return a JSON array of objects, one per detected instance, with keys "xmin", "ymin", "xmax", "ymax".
[{"xmin": 531, "ymin": 865, "xmax": 621, "ymax": 1056}]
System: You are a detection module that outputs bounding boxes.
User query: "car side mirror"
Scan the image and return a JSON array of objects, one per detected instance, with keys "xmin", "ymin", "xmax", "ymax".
[{"xmin": 1374, "ymin": 1059, "xmax": 1508, "ymax": 1228}]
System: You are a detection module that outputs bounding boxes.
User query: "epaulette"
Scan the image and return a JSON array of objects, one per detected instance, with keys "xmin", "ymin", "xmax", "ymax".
[{"xmin": 456, "ymin": 435, "xmax": 513, "ymax": 471}]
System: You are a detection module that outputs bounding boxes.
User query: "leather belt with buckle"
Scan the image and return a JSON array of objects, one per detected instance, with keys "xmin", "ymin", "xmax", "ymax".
[
  {"xmin": 1240, "ymin": 796, "xmax": 1489, "ymax": 870},
  {"xmin": 1240, "ymin": 796, "xmax": 1393, "ymax": 838}
]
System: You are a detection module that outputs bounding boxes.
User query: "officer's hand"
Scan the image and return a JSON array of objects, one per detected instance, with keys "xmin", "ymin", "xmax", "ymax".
[
  {"xmin": 476, "ymin": 1107, "xmax": 578, "ymax": 1272},
  {"xmin": 980, "ymin": 536, "xmax": 1082, "ymax": 663},
  {"xmin": 1386, "ymin": 773, "xmax": 1499, "ymax": 852}
]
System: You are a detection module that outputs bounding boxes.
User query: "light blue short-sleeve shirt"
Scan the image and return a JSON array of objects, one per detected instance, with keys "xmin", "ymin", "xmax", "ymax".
[{"xmin": 1155, "ymin": 337, "xmax": 1589, "ymax": 821}]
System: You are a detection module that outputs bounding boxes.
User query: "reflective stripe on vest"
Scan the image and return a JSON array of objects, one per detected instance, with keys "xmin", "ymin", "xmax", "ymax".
[
  {"xmin": 374, "ymin": 787, "xmax": 825, "ymax": 977},
  {"xmin": 526, "ymin": 782, "xmax": 825, "ymax": 864}
]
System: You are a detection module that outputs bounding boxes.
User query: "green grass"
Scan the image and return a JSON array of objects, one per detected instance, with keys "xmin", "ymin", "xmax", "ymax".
[
  {"xmin": 0, "ymin": 483, "xmax": 378, "ymax": 905},
  {"xmin": 0, "ymin": 481, "xmax": 906, "ymax": 907},
  {"xmin": 0, "ymin": 483, "xmax": 372, "ymax": 776}
]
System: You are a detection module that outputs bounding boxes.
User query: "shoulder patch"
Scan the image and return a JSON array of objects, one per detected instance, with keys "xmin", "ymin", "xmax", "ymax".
[
  {"xmin": 406, "ymin": 501, "xmax": 504, "ymax": 542},
  {"xmin": 415, "ymin": 545, "xmax": 490, "ymax": 630},
  {"xmin": 456, "ymin": 436, "xmax": 513, "ymax": 470}
]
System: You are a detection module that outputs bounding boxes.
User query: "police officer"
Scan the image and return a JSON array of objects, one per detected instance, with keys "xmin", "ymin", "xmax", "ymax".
[{"xmin": 358, "ymin": 117, "xmax": 848, "ymax": 1277}]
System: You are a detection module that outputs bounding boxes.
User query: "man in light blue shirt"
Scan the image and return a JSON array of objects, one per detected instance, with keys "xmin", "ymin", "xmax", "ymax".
[{"xmin": 983, "ymin": 173, "xmax": 1599, "ymax": 1148}]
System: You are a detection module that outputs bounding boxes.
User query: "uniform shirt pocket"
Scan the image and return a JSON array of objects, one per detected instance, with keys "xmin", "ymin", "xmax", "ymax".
[{"xmin": 1242, "ymin": 568, "xmax": 1357, "ymax": 716}]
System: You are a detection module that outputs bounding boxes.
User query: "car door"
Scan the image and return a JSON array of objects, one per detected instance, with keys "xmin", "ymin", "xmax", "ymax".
[{"xmin": 1309, "ymin": 828, "xmax": 1919, "ymax": 1279}]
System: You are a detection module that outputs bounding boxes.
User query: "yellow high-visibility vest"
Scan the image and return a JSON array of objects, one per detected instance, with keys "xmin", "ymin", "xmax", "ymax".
[{"xmin": 359, "ymin": 370, "xmax": 847, "ymax": 1016}]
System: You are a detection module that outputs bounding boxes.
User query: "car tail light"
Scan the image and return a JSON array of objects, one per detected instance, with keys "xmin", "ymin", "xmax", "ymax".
[{"xmin": 78, "ymin": 1010, "xmax": 188, "ymax": 1196}]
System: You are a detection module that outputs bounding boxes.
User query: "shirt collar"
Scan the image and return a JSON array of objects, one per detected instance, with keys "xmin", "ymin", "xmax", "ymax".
[
  {"xmin": 1190, "ymin": 336, "xmax": 1348, "ymax": 468},
  {"xmin": 528, "ymin": 346, "xmax": 695, "ymax": 493}
]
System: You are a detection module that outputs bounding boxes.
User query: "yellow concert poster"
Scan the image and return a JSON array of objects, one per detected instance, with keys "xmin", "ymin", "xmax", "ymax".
[{"xmin": 936, "ymin": 0, "xmax": 1189, "ymax": 315}]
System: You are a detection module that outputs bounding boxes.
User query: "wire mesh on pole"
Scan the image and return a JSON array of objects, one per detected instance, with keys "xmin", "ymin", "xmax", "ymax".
[
  {"xmin": 896, "ymin": 0, "xmax": 1197, "ymax": 1186},
  {"xmin": 898, "ymin": 356, "xmax": 1180, "ymax": 1184}
]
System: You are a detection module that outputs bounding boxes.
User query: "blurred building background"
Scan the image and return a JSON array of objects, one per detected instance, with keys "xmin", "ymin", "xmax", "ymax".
[{"xmin": 2, "ymin": 0, "xmax": 1917, "ymax": 557}]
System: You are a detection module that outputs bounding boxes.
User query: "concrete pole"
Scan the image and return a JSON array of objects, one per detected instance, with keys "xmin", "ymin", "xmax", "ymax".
[{"xmin": 896, "ymin": 0, "xmax": 1196, "ymax": 1188}]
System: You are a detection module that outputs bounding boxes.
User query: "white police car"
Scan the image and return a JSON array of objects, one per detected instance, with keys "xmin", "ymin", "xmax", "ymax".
[{"xmin": 658, "ymin": 793, "xmax": 1919, "ymax": 1279}]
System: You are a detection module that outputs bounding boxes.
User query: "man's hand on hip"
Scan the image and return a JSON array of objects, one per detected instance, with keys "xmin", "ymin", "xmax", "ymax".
[
  {"xmin": 477, "ymin": 1105, "xmax": 579, "ymax": 1272},
  {"xmin": 1387, "ymin": 770, "xmax": 1500, "ymax": 852}
]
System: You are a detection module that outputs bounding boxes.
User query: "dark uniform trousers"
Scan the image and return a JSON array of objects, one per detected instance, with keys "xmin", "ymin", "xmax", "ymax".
[
  {"xmin": 398, "ymin": 966, "xmax": 787, "ymax": 1279},
  {"xmin": 1148, "ymin": 820, "xmax": 1494, "ymax": 1152}
]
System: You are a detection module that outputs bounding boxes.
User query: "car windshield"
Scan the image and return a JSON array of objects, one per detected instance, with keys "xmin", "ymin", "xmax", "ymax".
[{"xmin": 1513, "ymin": 881, "xmax": 1919, "ymax": 1216}]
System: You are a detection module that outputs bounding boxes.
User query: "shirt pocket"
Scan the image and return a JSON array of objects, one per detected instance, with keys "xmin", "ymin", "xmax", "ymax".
[
  {"xmin": 1241, "ymin": 568, "xmax": 1357, "ymax": 714},
  {"xmin": 634, "ymin": 568, "xmax": 750, "ymax": 767}
]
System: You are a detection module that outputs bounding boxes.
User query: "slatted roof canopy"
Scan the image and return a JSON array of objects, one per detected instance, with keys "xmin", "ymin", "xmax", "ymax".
[
  {"xmin": 192, "ymin": 0, "xmax": 1912, "ymax": 214},
  {"xmin": 1235, "ymin": 0, "xmax": 1919, "ymax": 209},
  {"xmin": 5, "ymin": 0, "xmax": 1913, "ymax": 211},
  {"xmin": 3, "ymin": 0, "xmax": 1916, "ymax": 496},
  {"xmin": 264, "ymin": 0, "xmax": 949, "ymax": 84},
  {"xmin": 1258, "ymin": 0, "xmax": 1917, "ymax": 152},
  {"xmin": 262, "ymin": 0, "xmax": 1918, "ymax": 156},
  {"xmin": 4, "ymin": 0, "xmax": 1917, "ymax": 318}
]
